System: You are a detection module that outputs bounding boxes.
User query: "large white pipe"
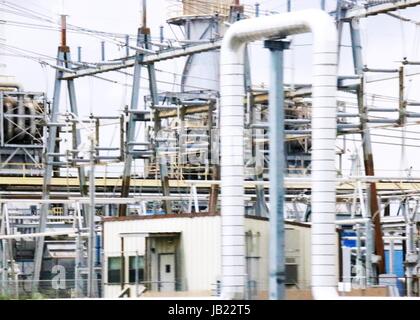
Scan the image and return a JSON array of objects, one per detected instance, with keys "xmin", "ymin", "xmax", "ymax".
[
  {"xmin": 219, "ymin": 9, "xmax": 338, "ymax": 299},
  {"xmin": 4, "ymin": 97, "xmax": 15, "ymax": 140}
]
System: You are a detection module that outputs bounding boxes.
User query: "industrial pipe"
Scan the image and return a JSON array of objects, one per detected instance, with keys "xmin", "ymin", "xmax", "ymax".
[
  {"xmin": 26, "ymin": 99, "xmax": 38, "ymax": 137},
  {"xmin": 0, "ymin": 82, "xmax": 23, "ymax": 92},
  {"xmin": 17, "ymin": 97, "xmax": 25, "ymax": 136},
  {"xmin": 2, "ymin": 84, "xmax": 40, "ymax": 143},
  {"xmin": 4, "ymin": 97, "xmax": 15, "ymax": 140},
  {"xmin": 219, "ymin": 9, "xmax": 338, "ymax": 299},
  {"xmin": 1, "ymin": 83, "xmax": 23, "ymax": 142}
]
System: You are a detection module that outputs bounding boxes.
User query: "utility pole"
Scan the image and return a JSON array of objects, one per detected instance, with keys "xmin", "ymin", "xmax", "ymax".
[{"xmin": 349, "ymin": 18, "xmax": 385, "ymax": 276}]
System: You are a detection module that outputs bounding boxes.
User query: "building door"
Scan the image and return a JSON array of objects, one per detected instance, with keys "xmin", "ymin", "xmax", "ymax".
[{"xmin": 159, "ymin": 253, "xmax": 175, "ymax": 292}]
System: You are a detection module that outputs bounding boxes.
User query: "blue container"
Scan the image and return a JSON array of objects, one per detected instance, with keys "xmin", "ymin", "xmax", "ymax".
[
  {"xmin": 385, "ymin": 250, "xmax": 404, "ymax": 276},
  {"xmin": 145, "ymin": 209, "xmax": 166, "ymax": 215},
  {"xmin": 95, "ymin": 234, "xmax": 102, "ymax": 266},
  {"xmin": 385, "ymin": 249, "xmax": 405, "ymax": 295},
  {"xmin": 341, "ymin": 230, "xmax": 357, "ymax": 247}
]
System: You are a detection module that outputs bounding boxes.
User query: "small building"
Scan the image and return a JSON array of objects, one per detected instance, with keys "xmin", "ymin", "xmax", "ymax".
[{"xmin": 102, "ymin": 213, "xmax": 336, "ymax": 298}]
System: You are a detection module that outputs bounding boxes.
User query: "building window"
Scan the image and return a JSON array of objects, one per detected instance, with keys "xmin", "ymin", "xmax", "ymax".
[
  {"xmin": 108, "ymin": 257, "xmax": 122, "ymax": 284},
  {"xmin": 129, "ymin": 256, "xmax": 145, "ymax": 284}
]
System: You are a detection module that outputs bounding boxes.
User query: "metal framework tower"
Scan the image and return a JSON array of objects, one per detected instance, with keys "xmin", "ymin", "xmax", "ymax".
[
  {"xmin": 32, "ymin": 15, "xmax": 89, "ymax": 293},
  {"xmin": 118, "ymin": 0, "xmax": 163, "ymax": 217}
]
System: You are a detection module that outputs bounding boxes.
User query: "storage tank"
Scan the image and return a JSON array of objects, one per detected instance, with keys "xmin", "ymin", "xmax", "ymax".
[{"xmin": 167, "ymin": 0, "xmax": 236, "ymax": 92}]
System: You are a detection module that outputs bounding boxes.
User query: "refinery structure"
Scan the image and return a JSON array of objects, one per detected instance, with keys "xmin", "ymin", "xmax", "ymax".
[{"xmin": 1, "ymin": 0, "xmax": 420, "ymax": 300}]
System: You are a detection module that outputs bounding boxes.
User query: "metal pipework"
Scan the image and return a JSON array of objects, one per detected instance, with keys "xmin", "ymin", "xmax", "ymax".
[
  {"xmin": 405, "ymin": 102, "xmax": 420, "ymax": 107},
  {"xmin": 2, "ymin": 94, "xmax": 40, "ymax": 142},
  {"xmin": 17, "ymin": 98, "xmax": 27, "ymax": 138},
  {"xmin": 159, "ymin": 26, "xmax": 164, "ymax": 43},
  {"xmin": 402, "ymin": 58, "xmax": 420, "ymax": 65},
  {"xmin": 1, "ymin": 84, "xmax": 24, "ymax": 143},
  {"xmin": 219, "ymin": 9, "xmax": 338, "ymax": 299},
  {"xmin": 3, "ymin": 96, "xmax": 15, "ymax": 140},
  {"xmin": 367, "ymin": 108, "xmax": 398, "ymax": 112},
  {"xmin": 265, "ymin": 39, "xmax": 288, "ymax": 300},
  {"xmin": 363, "ymin": 67, "xmax": 399, "ymax": 73},
  {"xmin": 101, "ymin": 41, "xmax": 106, "ymax": 61},
  {"xmin": 125, "ymin": 35, "xmax": 130, "ymax": 57},
  {"xmin": 27, "ymin": 100, "xmax": 37, "ymax": 136}
]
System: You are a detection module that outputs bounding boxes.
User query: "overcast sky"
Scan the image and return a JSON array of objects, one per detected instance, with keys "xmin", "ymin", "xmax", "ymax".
[{"xmin": 3, "ymin": 0, "xmax": 420, "ymax": 178}]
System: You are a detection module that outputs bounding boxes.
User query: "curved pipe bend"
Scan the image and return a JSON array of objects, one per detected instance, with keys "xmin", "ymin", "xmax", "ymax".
[{"xmin": 219, "ymin": 9, "xmax": 338, "ymax": 300}]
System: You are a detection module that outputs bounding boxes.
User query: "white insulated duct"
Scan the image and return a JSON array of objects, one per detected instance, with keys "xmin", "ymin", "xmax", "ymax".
[{"xmin": 219, "ymin": 9, "xmax": 338, "ymax": 299}]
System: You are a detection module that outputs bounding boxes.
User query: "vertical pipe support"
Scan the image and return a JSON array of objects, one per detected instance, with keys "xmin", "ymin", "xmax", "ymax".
[
  {"xmin": 87, "ymin": 132, "xmax": 97, "ymax": 298},
  {"xmin": 125, "ymin": 35, "xmax": 130, "ymax": 57},
  {"xmin": 160, "ymin": 26, "xmax": 164, "ymax": 43},
  {"xmin": 264, "ymin": 39, "xmax": 289, "ymax": 300},
  {"xmin": 1, "ymin": 204, "xmax": 7, "ymax": 296},
  {"xmin": 77, "ymin": 46, "xmax": 82, "ymax": 63},
  {"xmin": 75, "ymin": 223, "xmax": 83, "ymax": 297},
  {"xmin": 389, "ymin": 236, "xmax": 395, "ymax": 274},
  {"xmin": 399, "ymin": 66, "xmax": 406, "ymax": 126},
  {"xmin": 120, "ymin": 236, "xmax": 125, "ymax": 290},
  {"xmin": 365, "ymin": 219, "xmax": 373, "ymax": 286},
  {"xmin": 101, "ymin": 41, "xmax": 106, "ymax": 61}
]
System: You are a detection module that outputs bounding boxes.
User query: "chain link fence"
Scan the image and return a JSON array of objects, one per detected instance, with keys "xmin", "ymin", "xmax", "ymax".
[{"xmin": 0, "ymin": 278, "xmax": 103, "ymax": 300}]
